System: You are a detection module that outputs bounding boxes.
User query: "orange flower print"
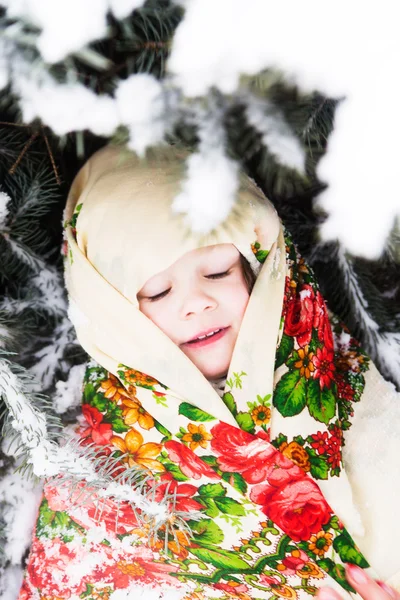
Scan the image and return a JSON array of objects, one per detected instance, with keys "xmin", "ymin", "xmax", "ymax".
[
  {"xmin": 280, "ymin": 441, "xmax": 311, "ymax": 472},
  {"xmin": 130, "ymin": 523, "xmax": 191, "ymax": 559},
  {"xmin": 111, "ymin": 429, "xmax": 164, "ymax": 472},
  {"xmin": 181, "ymin": 423, "xmax": 212, "ymax": 451},
  {"xmin": 297, "ymin": 562, "xmax": 324, "ymax": 579},
  {"xmin": 99, "ymin": 374, "xmax": 133, "ymax": 402},
  {"xmin": 308, "ymin": 530, "xmax": 333, "ymax": 556},
  {"xmin": 251, "ymin": 405, "xmax": 271, "ymax": 426},
  {"xmin": 336, "ymin": 349, "xmax": 365, "ymax": 373},
  {"xmin": 121, "ymin": 398, "xmax": 154, "ymax": 430},
  {"xmin": 153, "ymin": 528, "xmax": 191, "ymax": 559},
  {"xmin": 123, "ymin": 368, "xmax": 160, "ymax": 389},
  {"xmin": 294, "ymin": 345, "xmax": 315, "ymax": 379}
]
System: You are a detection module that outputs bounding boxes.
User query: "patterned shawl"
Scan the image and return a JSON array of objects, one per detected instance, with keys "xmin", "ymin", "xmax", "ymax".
[{"xmin": 17, "ymin": 146, "xmax": 396, "ymax": 600}]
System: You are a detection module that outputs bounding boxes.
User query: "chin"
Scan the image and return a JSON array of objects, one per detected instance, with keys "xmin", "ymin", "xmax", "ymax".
[{"xmin": 200, "ymin": 363, "xmax": 229, "ymax": 381}]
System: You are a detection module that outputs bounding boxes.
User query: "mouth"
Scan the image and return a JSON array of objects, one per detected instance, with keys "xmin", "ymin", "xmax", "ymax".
[{"xmin": 182, "ymin": 327, "xmax": 229, "ymax": 349}]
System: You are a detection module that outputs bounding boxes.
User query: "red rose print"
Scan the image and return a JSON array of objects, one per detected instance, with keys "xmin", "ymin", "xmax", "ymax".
[
  {"xmin": 210, "ymin": 423, "xmax": 277, "ymax": 484},
  {"xmin": 284, "ymin": 284, "xmax": 314, "ymax": 347},
  {"xmin": 151, "ymin": 472, "xmax": 203, "ymax": 512},
  {"xmin": 312, "ymin": 347, "xmax": 335, "ymax": 389},
  {"xmin": 81, "ymin": 404, "xmax": 113, "ymax": 445},
  {"xmin": 313, "ymin": 291, "xmax": 334, "ymax": 351},
  {"xmin": 251, "ymin": 478, "xmax": 331, "ymax": 541},
  {"xmin": 165, "ymin": 440, "xmax": 219, "ymax": 480}
]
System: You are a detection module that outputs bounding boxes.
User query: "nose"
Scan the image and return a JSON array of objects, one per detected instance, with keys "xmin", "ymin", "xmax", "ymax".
[{"xmin": 180, "ymin": 288, "xmax": 217, "ymax": 320}]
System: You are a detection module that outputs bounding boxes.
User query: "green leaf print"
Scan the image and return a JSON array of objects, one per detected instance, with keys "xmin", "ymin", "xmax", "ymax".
[
  {"xmin": 307, "ymin": 379, "xmax": 336, "ymax": 424},
  {"xmin": 236, "ymin": 411, "xmax": 255, "ymax": 434},
  {"xmin": 333, "ymin": 531, "xmax": 369, "ymax": 568},
  {"xmin": 222, "ymin": 391, "xmax": 238, "ymax": 416},
  {"xmin": 90, "ymin": 393, "xmax": 109, "ymax": 412},
  {"xmin": 102, "ymin": 415, "xmax": 129, "ymax": 434},
  {"xmin": 214, "ymin": 497, "xmax": 245, "ymax": 516},
  {"xmin": 158, "ymin": 458, "xmax": 189, "ymax": 481},
  {"xmin": 221, "ymin": 472, "xmax": 247, "ymax": 494},
  {"xmin": 154, "ymin": 420, "xmax": 171, "ymax": 438},
  {"xmin": 273, "ymin": 371, "xmax": 307, "ymax": 417},
  {"xmin": 190, "ymin": 546, "xmax": 250, "ymax": 570},
  {"xmin": 83, "ymin": 382, "xmax": 96, "ymax": 402},
  {"xmin": 178, "ymin": 402, "xmax": 215, "ymax": 422},
  {"xmin": 317, "ymin": 558, "xmax": 355, "ymax": 593},
  {"xmin": 198, "ymin": 483, "xmax": 226, "ymax": 498},
  {"xmin": 196, "ymin": 482, "xmax": 245, "ymax": 518},
  {"xmin": 308, "ymin": 449, "xmax": 329, "ymax": 480},
  {"xmin": 275, "ymin": 334, "xmax": 294, "ymax": 369},
  {"xmin": 199, "ymin": 497, "xmax": 219, "ymax": 518},
  {"xmin": 189, "ymin": 519, "xmax": 224, "ymax": 545}
]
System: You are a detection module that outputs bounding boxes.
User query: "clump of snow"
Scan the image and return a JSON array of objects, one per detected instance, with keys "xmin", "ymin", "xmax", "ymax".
[
  {"xmin": 172, "ymin": 105, "xmax": 239, "ymax": 234},
  {"xmin": 30, "ymin": 317, "xmax": 77, "ymax": 390},
  {"xmin": 245, "ymin": 95, "xmax": 305, "ymax": 173},
  {"xmin": 115, "ymin": 74, "xmax": 168, "ymax": 156},
  {"xmin": 0, "ymin": 471, "xmax": 43, "ymax": 564},
  {"xmin": 17, "ymin": 73, "xmax": 119, "ymax": 137},
  {"xmin": 109, "ymin": 0, "xmax": 147, "ymax": 21},
  {"xmin": 4, "ymin": 0, "xmax": 109, "ymax": 63},
  {"xmin": 172, "ymin": 148, "xmax": 239, "ymax": 234},
  {"xmin": 4, "ymin": 0, "xmax": 147, "ymax": 63},
  {"xmin": 0, "ymin": 566, "xmax": 24, "ymax": 600},
  {"xmin": 0, "ymin": 192, "xmax": 11, "ymax": 229},
  {"xmin": 53, "ymin": 363, "xmax": 86, "ymax": 414},
  {"xmin": 299, "ymin": 288, "xmax": 312, "ymax": 300}
]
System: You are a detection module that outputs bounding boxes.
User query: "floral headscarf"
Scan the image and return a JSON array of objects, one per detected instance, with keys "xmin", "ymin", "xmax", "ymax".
[{"xmin": 17, "ymin": 145, "xmax": 399, "ymax": 599}]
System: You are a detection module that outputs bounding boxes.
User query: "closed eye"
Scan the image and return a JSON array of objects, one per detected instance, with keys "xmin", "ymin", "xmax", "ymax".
[
  {"xmin": 147, "ymin": 288, "xmax": 171, "ymax": 302},
  {"xmin": 206, "ymin": 270, "xmax": 230, "ymax": 280}
]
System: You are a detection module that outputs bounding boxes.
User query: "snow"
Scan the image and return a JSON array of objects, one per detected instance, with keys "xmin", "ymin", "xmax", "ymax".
[
  {"xmin": 30, "ymin": 318, "xmax": 77, "ymax": 390},
  {"xmin": 53, "ymin": 363, "xmax": 86, "ymax": 414},
  {"xmin": 0, "ymin": 566, "xmax": 24, "ymax": 600},
  {"xmin": 245, "ymin": 95, "xmax": 305, "ymax": 173},
  {"xmin": 0, "ymin": 471, "xmax": 42, "ymax": 565},
  {"xmin": 299, "ymin": 288, "xmax": 312, "ymax": 300},
  {"xmin": 4, "ymin": 0, "xmax": 147, "ymax": 62},
  {"xmin": 0, "ymin": 192, "xmax": 11, "ymax": 229},
  {"xmin": 17, "ymin": 72, "xmax": 119, "ymax": 137},
  {"xmin": 115, "ymin": 74, "xmax": 168, "ymax": 156},
  {"xmin": 172, "ymin": 105, "xmax": 239, "ymax": 234}
]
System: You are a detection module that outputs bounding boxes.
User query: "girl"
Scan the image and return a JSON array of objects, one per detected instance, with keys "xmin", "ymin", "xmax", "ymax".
[{"xmin": 18, "ymin": 145, "xmax": 400, "ymax": 599}]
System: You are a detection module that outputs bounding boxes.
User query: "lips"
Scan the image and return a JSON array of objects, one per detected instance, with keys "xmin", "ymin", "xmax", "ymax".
[{"xmin": 182, "ymin": 327, "xmax": 229, "ymax": 349}]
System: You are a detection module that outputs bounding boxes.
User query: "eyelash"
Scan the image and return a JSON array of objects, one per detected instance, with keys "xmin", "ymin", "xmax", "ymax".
[
  {"xmin": 206, "ymin": 270, "xmax": 230, "ymax": 280},
  {"xmin": 147, "ymin": 270, "xmax": 230, "ymax": 302}
]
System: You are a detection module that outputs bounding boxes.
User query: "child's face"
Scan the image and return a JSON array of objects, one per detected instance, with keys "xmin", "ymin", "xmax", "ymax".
[{"xmin": 137, "ymin": 244, "xmax": 250, "ymax": 380}]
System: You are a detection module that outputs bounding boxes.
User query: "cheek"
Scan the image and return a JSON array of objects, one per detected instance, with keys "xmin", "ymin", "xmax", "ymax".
[
  {"xmin": 139, "ymin": 302, "xmax": 172, "ymax": 336},
  {"xmin": 222, "ymin": 281, "xmax": 250, "ymax": 320}
]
